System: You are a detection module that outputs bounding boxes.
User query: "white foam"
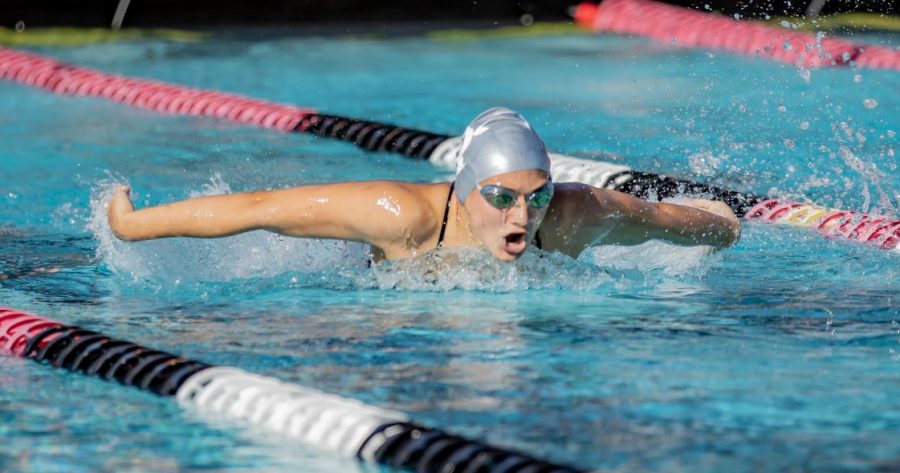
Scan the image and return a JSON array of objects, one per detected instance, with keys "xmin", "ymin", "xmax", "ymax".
[
  {"xmin": 368, "ymin": 246, "xmax": 628, "ymax": 292},
  {"xmin": 582, "ymin": 241, "xmax": 721, "ymax": 277}
]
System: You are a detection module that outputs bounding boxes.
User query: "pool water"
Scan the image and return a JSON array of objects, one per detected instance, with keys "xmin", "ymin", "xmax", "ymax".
[{"xmin": 1, "ymin": 25, "xmax": 899, "ymax": 473}]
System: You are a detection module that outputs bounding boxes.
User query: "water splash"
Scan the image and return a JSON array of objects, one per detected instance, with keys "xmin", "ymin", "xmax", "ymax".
[
  {"xmin": 688, "ymin": 151, "xmax": 727, "ymax": 177},
  {"xmin": 828, "ymin": 122, "xmax": 897, "ymax": 215},
  {"xmin": 368, "ymin": 246, "xmax": 630, "ymax": 292},
  {"xmin": 87, "ymin": 177, "xmax": 369, "ymax": 287}
]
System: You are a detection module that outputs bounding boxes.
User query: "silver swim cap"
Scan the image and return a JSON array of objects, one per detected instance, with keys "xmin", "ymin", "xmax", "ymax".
[{"xmin": 455, "ymin": 107, "xmax": 552, "ymax": 203}]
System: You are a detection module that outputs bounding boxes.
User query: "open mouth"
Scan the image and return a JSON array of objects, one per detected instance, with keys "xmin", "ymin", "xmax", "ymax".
[{"xmin": 502, "ymin": 232, "xmax": 527, "ymax": 255}]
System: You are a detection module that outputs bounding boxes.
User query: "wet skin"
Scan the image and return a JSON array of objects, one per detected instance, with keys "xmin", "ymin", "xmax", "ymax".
[{"xmin": 108, "ymin": 169, "xmax": 741, "ymax": 262}]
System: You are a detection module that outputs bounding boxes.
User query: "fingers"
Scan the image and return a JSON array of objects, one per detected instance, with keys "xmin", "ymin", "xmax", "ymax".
[{"xmin": 107, "ymin": 185, "xmax": 135, "ymax": 240}]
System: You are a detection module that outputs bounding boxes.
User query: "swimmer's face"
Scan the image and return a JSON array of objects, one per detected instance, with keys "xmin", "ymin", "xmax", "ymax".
[{"xmin": 462, "ymin": 169, "xmax": 551, "ymax": 262}]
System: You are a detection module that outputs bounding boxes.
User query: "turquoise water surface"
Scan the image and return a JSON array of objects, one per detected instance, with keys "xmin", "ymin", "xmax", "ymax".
[{"xmin": 1, "ymin": 26, "xmax": 899, "ymax": 473}]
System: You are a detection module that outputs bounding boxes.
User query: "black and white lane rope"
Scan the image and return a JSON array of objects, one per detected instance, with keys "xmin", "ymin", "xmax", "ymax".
[{"xmin": 0, "ymin": 307, "xmax": 591, "ymax": 473}]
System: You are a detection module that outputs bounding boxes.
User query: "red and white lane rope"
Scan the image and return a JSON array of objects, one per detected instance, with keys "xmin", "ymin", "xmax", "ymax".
[
  {"xmin": 0, "ymin": 307, "xmax": 590, "ymax": 472},
  {"xmin": 745, "ymin": 200, "xmax": 900, "ymax": 250},
  {"xmin": 0, "ymin": 48, "xmax": 316, "ymax": 131},
  {"xmin": 2, "ymin": 46, "xmax": 898, "ymax": 252},
  {"xmin": 573, "ymin": 0, "xmax": 900, "ymax": 70}
]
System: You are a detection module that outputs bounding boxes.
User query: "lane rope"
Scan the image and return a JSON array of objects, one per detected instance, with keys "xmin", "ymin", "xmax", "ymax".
[
  {"xmin": 2, "ymin": 46, "xmax": 898, "ymax": 252},
  {"xmin": 573, "ymin": 0, "xmax": 900, "ymax": 70},
  {"xmin": 0, "ymin": 307, "xmax": 590, "ymax": 473}
]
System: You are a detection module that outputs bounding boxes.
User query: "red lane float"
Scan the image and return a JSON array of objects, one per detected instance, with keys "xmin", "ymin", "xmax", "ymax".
[
  {"xmin": 854, "ymin": 45, "xmax": 900, "ymax": 70},
  {"xmin": 744, "ymin": 199, "xmax": 900, "ymax": 250},
  {"xmin": 0, "ymin": 308, "xmax": 65, "ymax": 357},
  {"xmin": 574, "ymin": 0, "xmax": 900, "ymax": 70},
  {"xmin": 0, "ymin": 48, "xmax": 316, "ymax": 131}
]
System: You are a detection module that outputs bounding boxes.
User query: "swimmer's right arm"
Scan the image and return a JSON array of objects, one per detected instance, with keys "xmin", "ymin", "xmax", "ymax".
[{"xmin": 107, "ymin": 183, "xmax": 434, "ymax": 248}]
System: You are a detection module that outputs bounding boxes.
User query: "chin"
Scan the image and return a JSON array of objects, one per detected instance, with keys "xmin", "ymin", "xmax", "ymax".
[{"xmin": 491, "ymin": 247, "xmax": 526, "ymax": 262}]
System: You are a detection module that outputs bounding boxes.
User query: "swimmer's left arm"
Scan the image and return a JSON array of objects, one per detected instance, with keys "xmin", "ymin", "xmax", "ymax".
[
  {"xmin": 593, "ymin": 189, "xmax": 741, "ymax": 248},
  {"xmin": 552, "ymin": 185, "xmax": 741, "ymax": 250}
]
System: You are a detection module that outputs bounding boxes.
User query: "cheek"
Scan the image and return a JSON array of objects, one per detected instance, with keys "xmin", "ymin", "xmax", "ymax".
[
  {"xmin": 474, "ymin": 212, "xmax": 500, "ymax": 235},
  {"xmin": 467, "ymin": 204, "xmax": 504, "ymax": 237}
]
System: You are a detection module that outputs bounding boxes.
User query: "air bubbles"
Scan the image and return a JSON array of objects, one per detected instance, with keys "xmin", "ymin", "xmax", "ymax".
[{"xmin": 863, "ymin": 99, "xmax": 878, "ymax": 109}]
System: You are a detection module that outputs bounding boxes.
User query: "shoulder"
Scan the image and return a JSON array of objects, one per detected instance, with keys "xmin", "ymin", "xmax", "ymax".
[
  {"xmin": 549, "ymin": 183, "xmax": 642, "ymax": 217},
  {"xmin": 547, "ymin": 182, "xmax": 611, "ymax": 216},
  {"xmin": 354, "ymin": 181, "xmax": 451, "ymax": 249}
]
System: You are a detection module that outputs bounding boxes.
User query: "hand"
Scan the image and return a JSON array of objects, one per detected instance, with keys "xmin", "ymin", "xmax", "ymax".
[
  {"xmin": 107, "ymin": 185, "xmax": 136, "ymax": 240},
  {"xmin": 681, "ymin": 198, "xmax": 742, "ymax": 244},
  {"xmin": 681, "ymin": 198, "xmax": 737, "ymax": 220}
]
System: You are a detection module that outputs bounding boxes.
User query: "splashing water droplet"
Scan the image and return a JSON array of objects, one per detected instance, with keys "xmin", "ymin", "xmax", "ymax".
[
  {"xmin": 854, "ymin": 74, "xmax": 863, "ymax": 83},
  {"xmin": 798, "ymin": 68, "xmax": 811, "ymax": 83},
  {"xmin": 783, "ymin": 139, "xmax": 796, "ymax": 149},
  {"xmin": 733, "ymin": 13, "xmax": 741, "ymax": 19},
  {"xmin": 800, "ymin": 121, "xmax": 810, "ymax": 130},
  {"xmin": 863, "ymin": 99, "xmax": 878, "ymax": 109},
  {"xmin": 783, "ymin": 40, "xmax": 792, "ymax": 51},
  {"xmin": 777, "ymin": 105, "xmax": 787, "ymax": 112},
  {"xmin": 841, "ymin": 51, "xmax": 851, "ymax": 62}
]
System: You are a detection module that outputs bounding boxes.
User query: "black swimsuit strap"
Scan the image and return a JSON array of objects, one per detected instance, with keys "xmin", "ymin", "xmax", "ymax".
[
  {"xmin": 533, "ymin": 229, "xmax": 543, "ymax": 250},
  {"xmin": 437, "ymin": 182, "xmax": 454, "ymax": 248}
]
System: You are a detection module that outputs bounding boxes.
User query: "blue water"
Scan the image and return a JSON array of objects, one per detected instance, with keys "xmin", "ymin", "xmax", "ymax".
[{"xmin": 1, "ymin": 26, "xmax": 899, "ymax": 473}]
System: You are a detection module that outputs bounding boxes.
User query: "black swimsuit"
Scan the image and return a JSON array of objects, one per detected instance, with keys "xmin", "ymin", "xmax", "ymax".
[
  {"xmin": 436, "ymin": 182, "xmax": 454, "ymax": 248},
  {"xmin": 437, "ymin": 182, "xmax": 542, "ymax": 250}
]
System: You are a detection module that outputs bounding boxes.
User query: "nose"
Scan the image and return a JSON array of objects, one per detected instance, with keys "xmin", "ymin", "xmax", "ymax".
[{"xmin": 503, "ymin": 196, "xmax": 529, "ymax": 225}]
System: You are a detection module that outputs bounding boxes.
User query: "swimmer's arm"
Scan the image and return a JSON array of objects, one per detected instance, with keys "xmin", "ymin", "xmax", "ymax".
[
  {"xmin": 542, "ymin": 183, "xmax": 741, "ymax": 251},
  {"xmin": 581, "ymin": 188, "xmax": 741, "ymax": 248},
  {"xmin": 107, "ymin": 183, "xmax": 432, "ymax": 247}
]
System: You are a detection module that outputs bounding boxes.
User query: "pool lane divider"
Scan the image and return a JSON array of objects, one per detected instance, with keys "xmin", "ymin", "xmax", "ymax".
[
  {"xmin": 0, "ymin": 307, "xmax": 591, "ymax": 473},
  {"xmin": 1, "ymin": 46, "xmax": 898, "ymax": 252},
  {"xmin": 572, "ymin": 0, "xmax": 900, "ymax": 70}
]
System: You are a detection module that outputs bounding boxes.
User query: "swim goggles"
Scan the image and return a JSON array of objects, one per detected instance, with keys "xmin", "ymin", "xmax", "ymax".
[{"xmin": 476, "ymin": 179, "xmax": 554, "ymax": 210}]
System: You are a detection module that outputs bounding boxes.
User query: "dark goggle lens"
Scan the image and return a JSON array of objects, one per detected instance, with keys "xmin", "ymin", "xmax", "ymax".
[
  {"xmin": 526, "ymin": 185, "xmax": 553, "ymax": 208},
  {"xmin": 481, "ymin": 188, "xmax": 517, "ymax": 209},
  {"xmin": 480, "ymin": 182, "xmax": 553, "ymax": 210}
]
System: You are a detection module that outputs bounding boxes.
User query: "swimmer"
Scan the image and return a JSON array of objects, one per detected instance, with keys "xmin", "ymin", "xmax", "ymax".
[{"xmin": 107, "ymin": 107, "xmax": 741, "ymax": 263}]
